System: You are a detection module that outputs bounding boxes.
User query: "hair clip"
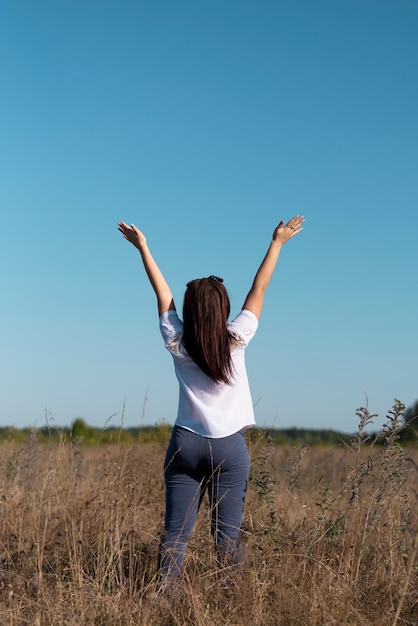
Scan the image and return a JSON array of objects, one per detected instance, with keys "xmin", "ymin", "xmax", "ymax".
[
  {"xmin": 186, "ymin": 275, "xmax": 224, "ymax": 287},
  {"xmin": 207, "ymin": 275, "xmax": 224, "ymax": 283}
]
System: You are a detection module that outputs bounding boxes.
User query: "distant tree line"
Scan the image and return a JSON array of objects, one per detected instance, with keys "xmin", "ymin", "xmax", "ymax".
[
  {"xmin": 0, "ymin": 418, "xmax": 351, "ymax": 446},
  {"xmin": 1, "ymin": 399, "xmax": 417, "ymax": 446},
  {"xmin": 0, "ymin": 400, "xmax": 418, "ymax": 446}
]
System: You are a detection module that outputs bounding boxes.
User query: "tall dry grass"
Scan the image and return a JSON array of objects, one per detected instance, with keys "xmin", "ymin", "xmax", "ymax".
[{"xmin": 0, "ymin": 400, "xmax": 417, "ymax": 625}]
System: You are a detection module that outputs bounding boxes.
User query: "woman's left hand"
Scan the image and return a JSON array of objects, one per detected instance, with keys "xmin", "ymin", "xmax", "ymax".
[{"xmin": 118, "ymin": 222, "xmax": 147, "ymax": 252}]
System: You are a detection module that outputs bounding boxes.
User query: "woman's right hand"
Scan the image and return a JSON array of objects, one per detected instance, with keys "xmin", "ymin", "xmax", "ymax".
[{"xmin": 272, "ymin": 215, "xmax": 304, "ymax": 244}]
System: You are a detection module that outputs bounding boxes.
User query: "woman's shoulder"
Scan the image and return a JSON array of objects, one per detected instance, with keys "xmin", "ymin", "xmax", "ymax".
[
  {"xmin": 229, "ymin": 309, "xmax": 259, "ymax": 328},
  {"xmin": 159, "ymin": 308, "xmax": 181, "ymax": 323},
  {"xmin": 160, "ymin": 309, "xmax": 183, "ymax": 339},
  {"xmin": 228, "ymin": 309, "xmax": 258, "ymax": 346}
]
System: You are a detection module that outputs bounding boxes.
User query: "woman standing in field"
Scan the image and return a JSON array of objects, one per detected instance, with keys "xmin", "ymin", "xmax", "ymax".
[{"xmin": 118, "ymin": 215, "xmax": 304, "ymax": 586}]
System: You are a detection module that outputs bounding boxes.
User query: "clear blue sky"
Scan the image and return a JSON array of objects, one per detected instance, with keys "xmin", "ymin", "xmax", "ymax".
[{"xmin": 1, "ymin": 0, "xmax": 417, "ymax": 434}]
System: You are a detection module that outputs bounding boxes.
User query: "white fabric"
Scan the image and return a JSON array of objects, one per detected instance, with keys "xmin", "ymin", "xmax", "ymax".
[{"xmin": 159, "ymin": 309, "xmax": 258, "ymax": 438}]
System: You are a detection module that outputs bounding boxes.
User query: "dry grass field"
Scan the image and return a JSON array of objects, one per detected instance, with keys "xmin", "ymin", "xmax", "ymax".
[{"xmin": 0, "ymin": 401, "xmax": 417, "ymax": 626}]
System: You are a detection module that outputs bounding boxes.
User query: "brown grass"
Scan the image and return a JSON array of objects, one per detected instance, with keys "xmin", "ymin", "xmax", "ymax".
[{"xmin": 0, "ymin": 402, "xmax": 417, "ymax": 625}]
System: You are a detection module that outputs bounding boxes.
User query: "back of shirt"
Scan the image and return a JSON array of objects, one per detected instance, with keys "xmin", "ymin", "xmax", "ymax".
[{"xmin": 159, "ymin": 309, "xmax": 258, "ymax": 438}]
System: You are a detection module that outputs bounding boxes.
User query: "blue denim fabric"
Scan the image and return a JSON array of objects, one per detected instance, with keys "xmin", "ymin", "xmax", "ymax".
[{"xmin": 158, "ymin": 425, "xmax": 250, "ymax": 578}]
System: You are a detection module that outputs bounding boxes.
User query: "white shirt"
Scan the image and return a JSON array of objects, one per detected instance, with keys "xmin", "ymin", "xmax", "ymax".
[{"xmin": 159, "ymin": 309, "xmax": 258, "ymax": 438}]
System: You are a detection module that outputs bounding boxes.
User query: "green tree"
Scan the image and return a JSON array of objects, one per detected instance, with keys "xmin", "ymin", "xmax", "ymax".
[
  {"xmin": 400, "ymin": 399, "xmax": 418, "ymax": 443},
  {"xmin": 71, "ymin": 418, "xmax": 96, "ymax": 444}
]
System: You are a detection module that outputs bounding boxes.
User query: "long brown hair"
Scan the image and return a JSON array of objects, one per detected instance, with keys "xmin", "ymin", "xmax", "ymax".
[{"xmin": 182, "ymin": 277, "xmax": 234, "ymax": 384}]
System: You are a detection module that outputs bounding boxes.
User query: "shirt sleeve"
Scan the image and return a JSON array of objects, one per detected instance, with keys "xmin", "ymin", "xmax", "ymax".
[
  {"xmin": 228, "ymin": 309, "xmax": 259, "ymax": 346},
  {"xmin": 159, "ymin": 310, "xmax": 184, "ymax": 352}
]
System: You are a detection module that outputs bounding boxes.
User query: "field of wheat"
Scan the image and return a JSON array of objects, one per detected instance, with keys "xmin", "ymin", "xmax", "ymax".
[{"xmin": 0, "ymin": 401, "xmax": 417, "ymax": 626}]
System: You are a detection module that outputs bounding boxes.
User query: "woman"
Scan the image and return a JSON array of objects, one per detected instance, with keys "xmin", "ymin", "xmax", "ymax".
[{"xmin": 118, "ymin": 215, "xmax": 304, "ymax": 583}]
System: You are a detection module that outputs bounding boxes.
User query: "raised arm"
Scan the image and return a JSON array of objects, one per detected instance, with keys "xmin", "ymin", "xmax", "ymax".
[
  {"xmin": 242, "ymin": 215, "xmax": 304, "ymax": 319},
  {"xmin": 118, "ymin": 222, "xmax": 175, "ymax": 316}
]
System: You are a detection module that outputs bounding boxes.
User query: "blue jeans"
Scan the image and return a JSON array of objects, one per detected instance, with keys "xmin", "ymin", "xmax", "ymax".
[{"xmin": 158, "ymin": 426, "xmax": 250, "ymax": 579}]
